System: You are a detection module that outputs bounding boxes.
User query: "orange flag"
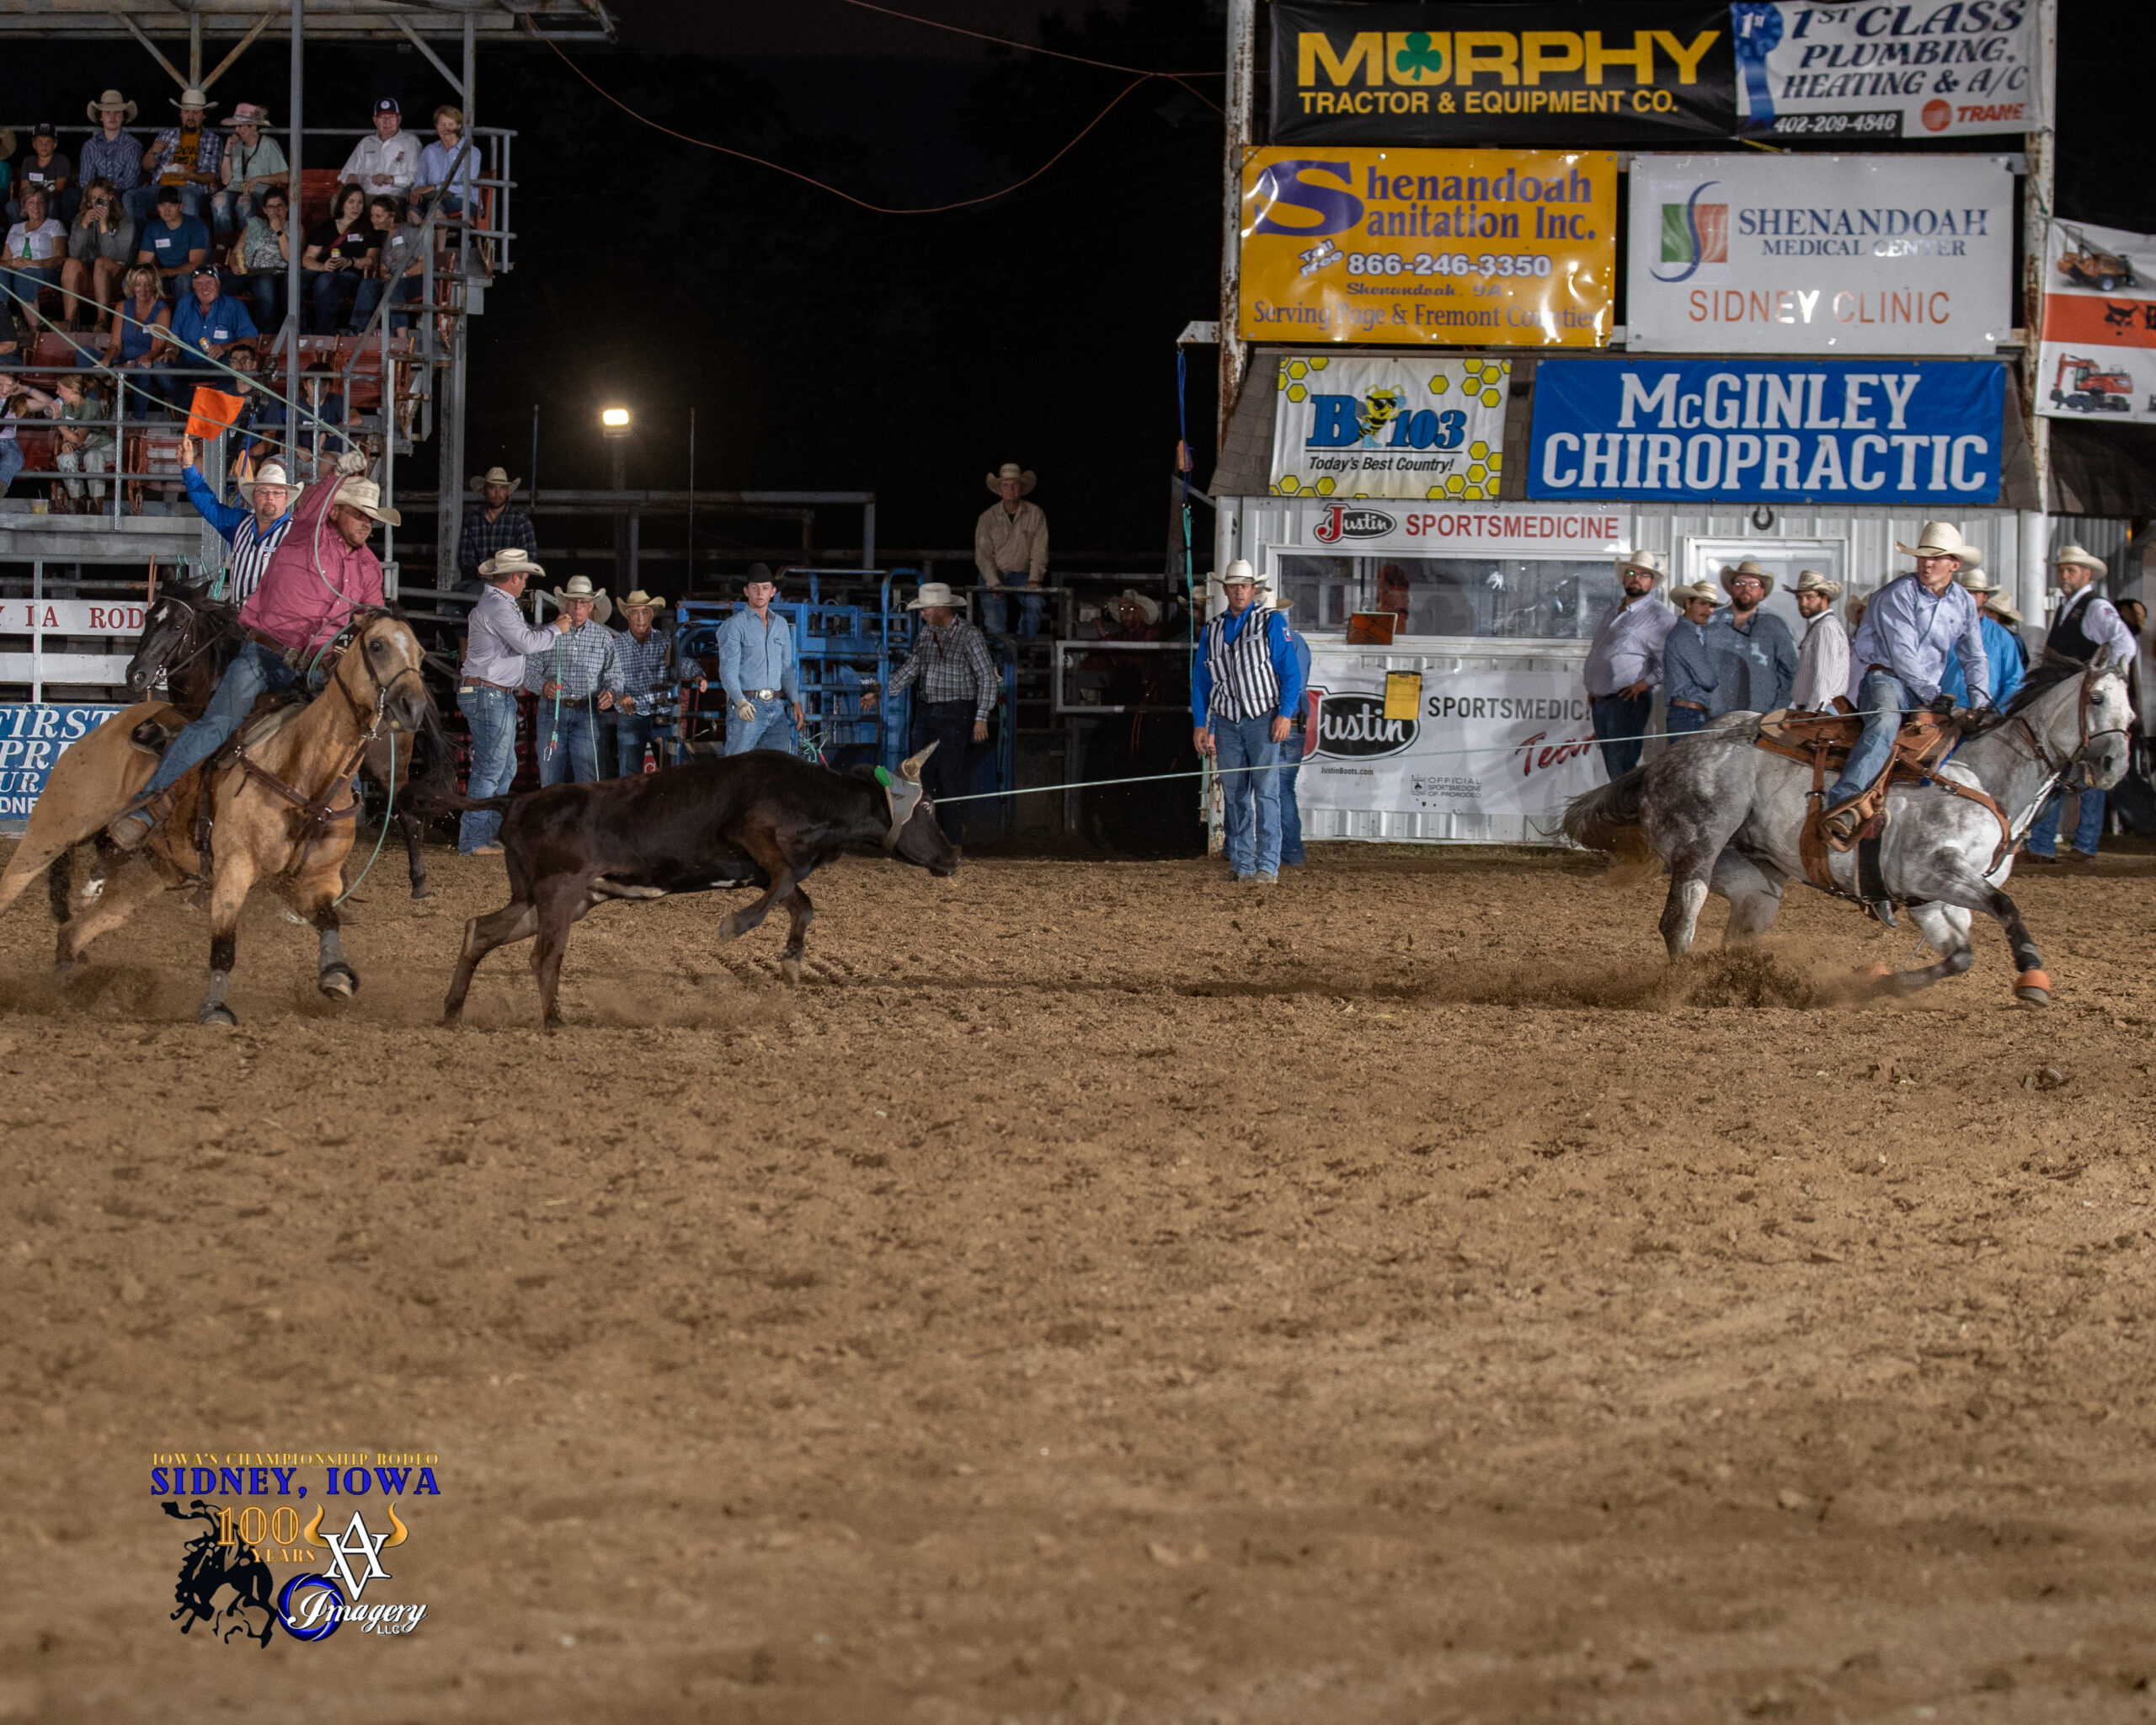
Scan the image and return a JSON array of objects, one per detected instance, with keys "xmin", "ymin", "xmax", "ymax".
[{"xmin": 185, "ymin": 386, "xmax": 246, "ymax": 440}]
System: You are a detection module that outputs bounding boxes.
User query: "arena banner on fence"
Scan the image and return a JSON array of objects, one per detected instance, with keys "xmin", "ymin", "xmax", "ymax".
[
  {"xmin": 0, "ymin": 597, "xmax": 149, "ymax": 636},
  {"xmin": 1728, "ymin": 0, "xmax": 2044, "ymax": 141},
  {"xmin": 1525, "ymin": 358, "xmax": 2007, "ymax": 504},
  {"xmin": 2036, "ymin": 217, "xmax": 2156, "ymax": 425},
  {"xmin": 1280, "ymin": 496, "xmax": 1630, "ymax": 554},
  {"xmin": 1269, "ymin": 355, "xmax": 1511, "ymax": 499},
  {"xmin": 0, "ymin": 704, "xmax": 125, "ymax": 833},
  {"xmin": 1239, "ymin": 147, "xmax": 1617, "ymax": 347},
  {"xmin": 1273, "ymin": 2, "xmax": 1734, "ymax": 146},
  {"xmin": 1625, "ymin": 152, "xmax": 2014, "ymax": 355},
  {"xmin": 1295, "ymin": 655, "xmax": 1600, "ymax": 819}
]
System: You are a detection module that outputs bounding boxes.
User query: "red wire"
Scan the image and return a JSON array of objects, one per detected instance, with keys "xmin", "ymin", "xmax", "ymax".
[{"xmin": 539, "ymin": 34, "xmax": 1179, "ymax": 215}]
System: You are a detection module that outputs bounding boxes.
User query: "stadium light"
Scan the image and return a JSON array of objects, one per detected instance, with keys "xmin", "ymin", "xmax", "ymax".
[{"xmin": 600, "ymin": 406, "xmax": 632, "ymax": 436}]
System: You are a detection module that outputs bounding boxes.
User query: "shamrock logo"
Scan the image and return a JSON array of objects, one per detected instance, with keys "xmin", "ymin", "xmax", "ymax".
[{"xmin": 1393, "ymin": 31, "xmax": 1446, "ymax": 84}]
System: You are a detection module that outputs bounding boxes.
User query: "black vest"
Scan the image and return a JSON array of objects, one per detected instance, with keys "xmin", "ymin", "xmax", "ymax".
[{"xmin": 2046, "ymin": 588, "xmax": 2100, "ymax": 664}]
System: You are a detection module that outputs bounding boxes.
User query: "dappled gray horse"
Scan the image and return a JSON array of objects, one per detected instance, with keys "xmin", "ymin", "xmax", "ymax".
[{"xmin": 1561, "ymin": 653, "xmax": 2133, "ymax": 1005}]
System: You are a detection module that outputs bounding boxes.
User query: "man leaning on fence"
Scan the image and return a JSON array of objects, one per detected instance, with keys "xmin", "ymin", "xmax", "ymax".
[
  {"xmin": 1582, "ymin": 547, "xmax": 1674, "ymax": 779},
  {"xmin": 1193, "ymin": 560, "xmax": 1305, "ymax": 887},
  {"xmin": 456, "ymin": 465, "xmax": 537, "ymax": 590}
]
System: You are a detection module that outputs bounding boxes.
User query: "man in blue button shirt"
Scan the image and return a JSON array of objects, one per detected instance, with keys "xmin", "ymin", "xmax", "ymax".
[
  {"xmin": 1662, "ymin": 583, "xmax": 1726, "ymax": 735},
  {"xmin": 133, "ymin": 185, "xmax": 209, "ymax": 297},
  {"xmin": 716, "ymin": 563, "xmax": 803, "ymax": 756},
  {"xmin": 1192, "ymin": 560, "xmax": 1305, "ymax": 885},
  {"xmin": 158, "ymin": 264, "xmax": 255, "ymax": 409}
]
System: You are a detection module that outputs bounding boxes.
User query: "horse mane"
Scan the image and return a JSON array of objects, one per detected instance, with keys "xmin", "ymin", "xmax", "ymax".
[{"xmin": 1967, "ymin": 658, "xmax": 2080, "ymax": 734}]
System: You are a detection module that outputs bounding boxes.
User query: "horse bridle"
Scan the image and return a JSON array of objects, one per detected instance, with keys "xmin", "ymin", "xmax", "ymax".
[
  {"xmin": 319, "ymin": 611, "xmax": 427, "ymax": 739},
  {"xmin": 140, "ymin": 589, "xmax": 240, "ymax": 686},
  {"xmin": 2008, "ymin": 665, "xmax": 2130, "ymax": 788}
]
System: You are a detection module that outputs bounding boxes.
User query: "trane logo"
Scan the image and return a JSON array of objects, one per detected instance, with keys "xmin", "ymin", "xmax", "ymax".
[
  {"xmin": 1313, "ymin": 692, "xmax": 1416, "ymax": 759},
  {"xmin": 1312, "ymin": 504, "xmax": 1397, "ymax": 543}
]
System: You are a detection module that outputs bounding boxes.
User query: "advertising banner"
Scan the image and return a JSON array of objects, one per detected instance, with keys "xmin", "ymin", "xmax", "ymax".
[
  {"xmin": 2036, "ymin": 218, "xmax": 2156, "ymax": 425},
  {"xmin": 1281, "ymin": 496, "xmax": 1629, "ymax": 553},
  {"xmin": 1273, "ymin": 2, "xmax": 1734, "ymax": 146},
  {"xmin": 0, "ymin": 705, "xmax": 125, "ymax": 832},
  {"xmin": 1729, "ymin": 0, "xmax": 2043, "ymax": 141},
  {"xmin": 1526, "ymin": 358, "xmax": 2007, "ymax": 504},
  {"xmin": 1239, "ymin": 147, "xmax": 1617, "ymax": 347},
  {"xmin": 1295, "ymin": 657, "xmax": 1600, "ymax": 819},
  {"xmin": 1625, "ymin": 152, "xmax": 2014, "ymax": 354},
  {"xmin": 1269, "ymin": 355, "xmax": 1510, "ymax": 498},
  {"xmin": 0, "ymin": 596, "xmax": 150, "ymax": 636}
]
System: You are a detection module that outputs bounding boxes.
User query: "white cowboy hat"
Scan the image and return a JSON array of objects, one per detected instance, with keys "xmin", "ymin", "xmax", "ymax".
[
  {"xmin": 1956, "ymin": 567, "xmax": 2003, "ymax": 595},
  {"xmin": 334, "ymin": 475, "xmax": 399, "ymax": 526},
  {"xmin": 221, "ymin": 102, "xmax": 272, "ymax": 127},
  {"xmin": 1669, "ymin": 580, "xmax": 1726, "ymax": 606},
  {"xmin": 469, "ymin": 466, "xmax": 521, "ymax": 493},
  {"xmin": 1986, "ymin": 596, "xmax": 2024, "ymax": 628},
  {"xmin": 552, "ymin": 574, "xmax": 611, "ymax": 623},
  {"xmin": 1720, "ymin": 558, "xmax": 1775, "ymax": 598},
  {"xmin": 478, "ymin": 547, "xmax": 544, "ymax": 583},
  {"xmin": 2052, "ymin": 542, "xmax": 2108, "ymax": 577},
  {"xmin": 907, "ymin": 580, "xmax": 961, "ymax": 611},
  {"xmin": 88, "ymin": 89, "xmax": 138, "ymax": 123},
  {"xmin": 243, "ymin": 460, "xmax": 291, "ymax": 499},
  {"xmin": 1614, "ymin": 547, "xmax": 1663, "ymax": 579},
  {"xmin": 1221, "ymin": 558, "xmax": 1258, "ymax": 586},
  {"xmin": 1893, "ymin": 521, "xmax": 1983, "ymax": 565},
  {"xmin": 1108, "ymin": 587, "xmax": 1162, "ymax": 623},
  {"xmin": 619, "ymin": 589, "xmax": 666, "ymax": 611},
  {"xmin": 1791, "ymin": 568, "xmax": 1844, "ymax": 600},
  {"xmin": 985, "ymin": 462, "xmax": 1037, "ymax": 496},
  {"xmin": 172, "ymin": 88, "xmax": 218, "ymax": 112}
]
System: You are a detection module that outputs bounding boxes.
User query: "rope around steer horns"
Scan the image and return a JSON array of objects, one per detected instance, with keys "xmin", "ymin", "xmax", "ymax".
[{"xmin": 875, "ymin": 741, "xmax": 938, "ymax": 850}]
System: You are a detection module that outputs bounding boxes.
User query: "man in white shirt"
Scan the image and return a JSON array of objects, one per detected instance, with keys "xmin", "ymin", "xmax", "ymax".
[
  {"xmin": 339, "ymin": 98, "xmax": 422, "ymax": 196},
  {"xmin": 1787, "ymin": 569, "xmax": 1849, "ymax": 711},
  {"xmin": 2026, "ymin": 542, "xmax": 2138, "ymax": 862}
]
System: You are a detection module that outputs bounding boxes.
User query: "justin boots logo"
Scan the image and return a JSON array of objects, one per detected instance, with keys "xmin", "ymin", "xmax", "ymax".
[
  {"xmin": 1309, "ymin": 687, "xmax": 1417, "ymax": 759},
  {"xmin": 1312, "ymin": 503, "xmax": 1397, "ymax": 543}
]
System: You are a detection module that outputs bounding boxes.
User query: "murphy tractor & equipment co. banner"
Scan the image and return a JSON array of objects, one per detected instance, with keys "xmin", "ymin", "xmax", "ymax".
[
  {"xmin": 1240, "ymin": 147, "xmax": 1616, "ymax": 346},
  {"xmin": 1275, "ymin": 3, "xmax": 2042, "ymax": 147}
]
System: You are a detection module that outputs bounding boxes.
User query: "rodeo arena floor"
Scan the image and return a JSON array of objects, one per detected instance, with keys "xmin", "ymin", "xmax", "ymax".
[{"xmin": 4, "ymin": 825, "xmax": 2156, "ymax": 1722}]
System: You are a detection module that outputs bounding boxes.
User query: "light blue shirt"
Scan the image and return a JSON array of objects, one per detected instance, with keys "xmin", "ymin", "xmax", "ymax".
[
  {"xmin": 716, "ymin": 605, "xmax": 800, "ymax": 704},
  {"xmin": 1846, "ymin": 572, "xmax": 1987, "ymax": 706},
  {"xmin": 417, "ymin": 137, "xmax": 478, "ymax": 205}
]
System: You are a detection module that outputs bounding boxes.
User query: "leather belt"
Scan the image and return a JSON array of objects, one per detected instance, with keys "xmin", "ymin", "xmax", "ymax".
[
  {"xmin": 744, "ymin": 688, "xmax": 782, "ymax": 699},
  {"xmin": 461, "ymin": 677, "xmax": 520, "ymax": 692},
  {"xmin": 244, "ymin": 628, "xmax": 293, "ymax": 656}
]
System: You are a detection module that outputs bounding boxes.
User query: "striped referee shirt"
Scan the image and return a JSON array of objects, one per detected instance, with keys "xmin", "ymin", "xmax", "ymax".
[
  {"xmin": 1193, "ymin": 604, "xmax": 1303, "ymax": 726},
  {"xmin": 180, "ymin": 465, "xmax": 293, "ymax": 606}
]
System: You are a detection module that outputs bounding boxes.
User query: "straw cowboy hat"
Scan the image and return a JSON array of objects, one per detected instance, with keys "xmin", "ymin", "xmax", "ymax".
[
  {"xmin": 1720, "ymin": 558, "xmax": 1775, "ymax": 597},
  {"xmin": 478, "ymin": 547, "xmax": 544, "ymax": 583},
  {"xmin": 618, "ymin": 589, "xmax": 666, "ymax": 611},
  {"xmin": 1791, "ymin": 568, "xmax": 1844, "ymax": 601},
  {"xmin": 1957, "ymin": 567, "xmax": 2003, "ymax": 595},
  {"xmin": 469, "ymin": 465, "xmax": 521, "ymax": 494},
  {"xmin": 1669, "ymin": 580, "xmax": 1726, "ymax": 606},
  {"xmin": 243, "ymin": 460, "xmax": 291, "ymax": 500},
  {"xmin": 907, "ymin": 580, "xmax": 961, "ymax": 611},
  {"xmin": 334, "ymin": 475, "xmax": 399, "ymax": 526},
  {"xmin": 1108, "ymin": 587, "xmax": 1161, "ymax": 622},
  {"xmin": 2052, "ymin": 542, "xmax": 2108, "ymax": 578},
  {"xmin": 1986, "ymin": 596, "xmax": 2025, "ymax": 628},
  {"xmin": 171, "ymin": 88, "xmax": 218, "ymax": 113},
  {"xmin": 221, "ymin": 102, "xmax": 272, "ymax": 128},
  {"xmin": 552, "ymin": 573, "xmax": 611, "ymax": 623},
  {"xmin": 88, "ymin": 89, "xmax": 137, "ymax": 123},
  {"xmin": 1614, "ymin": 547, "xmax": 1664, "ymax": 579},
  {"xmin": 985, "ymin": 462, "xmax": 1037, "ymax": 495},
  {"xmin": 1893, "ymin": 521, "xmax": 1982, "ymax": 564}
]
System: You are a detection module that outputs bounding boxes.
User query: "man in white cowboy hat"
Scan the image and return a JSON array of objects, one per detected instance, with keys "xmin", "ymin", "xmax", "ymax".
[
  {"xmin": 78, "ymin": 93, "xmax": 145, "ymax": 210},
  {"xmin": 2024, "ymin": 542, "xmax": 2137, "ymax": 862},
  {"xmin": 1704, "ymin": 558, "xmax": 1796, "ymax": 717},
  {"xmin": 217, "ymin": 101, "xmax": 289, "ymax": 236},
  {"xmin": 1583, "ymin": 548, "xmax": 1676, "ymax": 777},
  {"xmin": 457, "ymin": 547, "xmax": 572, "ymax": 853},
  {"xmin": 456, "ymin": 464, "xmax": 538, "ymax": 588},
  {"xmin": 862, "ymin": 581, "xmax": 1000, "ymax": 846},
  {"xmin": 607, "ymin": 589, "xmax": 683, "ymax": 777},
  {"xmin": 974, "ymin": 461, "xmax": 1049, "ymax": 638},
  {"xmin": 1192, "ymin": 559, "xmax": 1305, "ymax": 884},
  {"xmin": 129, "ymin": 87, "xmax": 221, "ymax": 227},
  {"xmin": 110, "ymin": 451, "xmax": 392, "ymax": 847},
  {"xmin": 1661, "ymin": 581, "xmax": 1726, "ymax": 735},
  {"xmin": 174, "ymin": 430, "xmax": 291, "ymax": 606},
  {"xmin": 1821, "ymin": 521, "xmax": 1990, "ymax": 843},
  {"xmin": 1940, "ymin": 568, "xmax": 2024, "ymax": 711},
  {"xmin": 523, "ymin": 575, "xmax": 621, "ymax": 787},
  {"xmin": 1787, "ymin": 569, "xmax": 1849, "ymax": 713},
  {"xmin": 714, "ymin": 563, "xmax": 804, "ymax": 757}
]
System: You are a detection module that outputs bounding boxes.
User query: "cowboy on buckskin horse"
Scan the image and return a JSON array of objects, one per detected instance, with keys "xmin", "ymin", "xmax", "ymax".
[{"xmin": 1819, "ymin": 521, "xmax": 1992, "ymax": 845}]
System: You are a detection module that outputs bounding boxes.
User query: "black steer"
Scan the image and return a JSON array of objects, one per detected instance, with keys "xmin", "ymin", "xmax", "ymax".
[{"xmin": 441, "ymin": 745, "xmax": 957, "ymax": 1027}]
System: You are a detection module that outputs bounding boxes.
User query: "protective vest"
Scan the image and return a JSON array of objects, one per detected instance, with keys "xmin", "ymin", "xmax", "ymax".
[
  {"xmin": 1203, "ymin": 608, "xmax": 1279, "ymax": 723},
  {"xmin": 2046, "ymin": 588, "xmax": 2099, "ymax": 664}
]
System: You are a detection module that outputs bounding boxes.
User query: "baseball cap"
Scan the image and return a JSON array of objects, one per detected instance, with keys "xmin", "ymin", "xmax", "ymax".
[
  {"xmin": 154, "ymin": 184, "xmax": 182, "ymax": 205},
  {"xmin": 31, "ymin": 123, "xmax": 55, "ymax": 139},
  {"xmin": 374, "ymin": 97, "xmax": 400, "ymax": 115},
  {"xmin": 190, "ymin": 263, "xmax": 220, "ymax": 279}
]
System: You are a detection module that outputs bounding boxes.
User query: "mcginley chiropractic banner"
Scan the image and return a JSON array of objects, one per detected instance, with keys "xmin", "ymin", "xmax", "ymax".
[
  {"xmin": 1626, "ymin": 152, "xmax": 2015, "ymax": 355},
  {"xmin": 1270, "ymin": 355, "xmax": 1510, "ymax": 499},
  {"xmin": 2036, "ymin": 217, "xmax": 2156, "ymax": 425},
  {"xmin": 1273, "ymin": 2, "xmax": 1736, "ymax": 146},
  {"xmin": 1526, "ymin": 359, "xmax": 2007, "ymax": 504}
]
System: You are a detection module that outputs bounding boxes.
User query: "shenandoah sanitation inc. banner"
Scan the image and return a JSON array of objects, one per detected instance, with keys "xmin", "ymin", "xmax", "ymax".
[
  {"xmin": 1239, "ymin": 147, "xmax": 1616, "ymax": 347},
  {"xmin": 1625, "ymin": 152, "xmax": 2015, "ymax": 354},
  {"xmin": 1269, "ymin": 355, "xmax": 1510, "ymax": 499},
  {"xmin": 1294, "ymin": 659, "xmax": 1600, "ymax": 820},
  {"xmin": 2036, "ymin": 217, "xmax": 2156, "ymax": 425}
]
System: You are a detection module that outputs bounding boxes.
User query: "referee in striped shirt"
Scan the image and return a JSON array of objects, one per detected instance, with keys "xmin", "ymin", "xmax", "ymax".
[{"xmin": 176, "ymin": 431, "xmax": 291, "ymax": 605}]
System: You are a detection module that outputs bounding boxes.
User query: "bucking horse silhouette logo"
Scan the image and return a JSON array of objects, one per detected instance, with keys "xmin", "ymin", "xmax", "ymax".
[{"xmin": 165, "ymin": 1499, "xmax": 277, "ymax": 1646}]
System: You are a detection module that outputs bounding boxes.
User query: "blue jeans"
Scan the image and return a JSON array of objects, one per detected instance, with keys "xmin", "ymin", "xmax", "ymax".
[
  {"xmin": 1591, "ymin": 690, "xmax": 1652, "ymax": 778},
  {"xmin": 244, "ymin": 272, "xmax": 286, "ymax": 336},
  {"xmin": 614, "ymin": 712, "xmax": 655, "ymax": 777},
  {"xmin": 350, "ymin": 274, "xmax": 421, "ymax": 334},
  {"xmin": 1665, "ymin": 702, "xmax": 1709, "ymax": 736},
  {"xmin": 456, "ymin": 684, "xmax": 518, "ymax": 850},
  {"xmin": 1214, "ymin": 715, "xmax": 1282, "ymax": 878},
  {"xmin": 2028, "ymin": 788, "xmax": 2105, "ymax": 858},
  {"xmin": 725, "ymin": 694, "xmax": 796, "ymax": 756},
  {"xmin": 0, "ymin": 264, "xmax": 58, "ymax": 315},
  {"xmin": 142, "ymin": 639, "xmax": 298, "ymax": 798},
  {"xmin": 914, "ymin": 700, "xmax": 979, "ymax": 844},
  {"xmin": 1276, "ymin": 732, "xmax": 1306, "ymax": 866},
  {"xmin": 981, "ymin": 583, "xmax": 1045, "ymax": 638},
  {"xmin": 308, "ymin": 268, "xmax": 361, "ymax": 334},
  {"xmin": 539, "ymin": 698, "xmax": 608, "ymax": 786},
  {"xmin": 0, "ymin": 439, "xmax": 22, "ymax": 494},
  {"xmin": 1826, "ymin": 670, "xmax": 1909, "ymax": 807}
]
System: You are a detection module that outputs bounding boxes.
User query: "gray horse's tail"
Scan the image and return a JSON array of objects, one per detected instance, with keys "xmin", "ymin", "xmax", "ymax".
[{"xmin": 1561, "ymin": 766, "xmax": 1653, "ymax": 859}]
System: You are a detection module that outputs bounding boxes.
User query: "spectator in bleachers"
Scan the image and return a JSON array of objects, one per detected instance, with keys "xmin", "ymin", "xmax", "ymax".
[
  {"xmin": 342, "ymin": 99, "xmax": 422, "ymax": 197},
  {"xmin": 61, "ymin": 177, "xmax": 133, "ymax": 329},
  {"xmin": 11, "ymin": 126, "xmax": 75, "ymax": 225},
  {"xmin": 302, "ymin": 184, "xmax": 376, "ymax": 334},
  {"xmin": 232, "ymin": 186, "xmax": 291, "ymax": 334},
  {"xmin": 0, "ymin": 372, "xmax": 57, "ymax": 495},
  {"xmin": 3, "ymin": 187, "xmax": 68, "ymax": 322},
  {"xmin": 216, "ymin": 103, "xmax": 287, "ymax": 236},
  {"xmin": 456, "ymin": 464, "xmax": 537, "ymax": 588},
  {"xmin": 136, "ymin": 184, "xmax": 210, "ymax": 297},
  {"xmin": 89, "ymin": 264, "xmax": 174, "ymax": 418},
  {"xmin": 350, "ymin": 195, "xmax": 424, "ymax": 334},
  {"xmin": 131, "ymin": 88, "xmax": 223, "ymax": 228},
  {"xmin": 159, "ymin": 264, "xmax": 257, "ymax": 409},
  {"xmin": 414, "ymin": 106, "xmax": 478, "ymax": 218},
  {"xmin": 0, "ymin": 130, "xmax": 10, "ymax": 210},
  {"xmin": 45, "ymin": 373, "xmax": 112, "ymax": 511},
  {"xmin": 77, "ymin": 93, "xmax": 145, "ymax": 211}
]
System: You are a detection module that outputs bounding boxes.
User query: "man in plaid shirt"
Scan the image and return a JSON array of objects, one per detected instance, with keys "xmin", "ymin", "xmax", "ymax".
[
  {"xmin": 606, "ymin": 590, "xmax": 691, "ymax": 777},
  {"xmin": 863, "ymin": 580, "xmax": 999, "ymax": 846},
  {"xmin": 522, "ymin": 576, "xmax": 619, "ymax": 785},
  {"xmin": 456, "ymin": 466, "xmax": 538, "ymax": 589}
]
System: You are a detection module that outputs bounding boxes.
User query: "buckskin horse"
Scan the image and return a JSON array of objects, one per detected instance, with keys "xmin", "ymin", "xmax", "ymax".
[
  {"xmin": 42, "ymin": 611, "xmax": 435, "ymax": 1024},
  {"xmin": 1561, "ymin": 654, "xmax": 2132, "ymax": 1004}
]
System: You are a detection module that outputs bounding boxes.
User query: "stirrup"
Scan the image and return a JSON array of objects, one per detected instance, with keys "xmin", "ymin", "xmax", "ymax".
[
  {"xmin": 107, "ymin": 791, "xmax": 168, "ymax": 851},
  {"xmin": 1819, "ymin": 800, "xmax": 1865, "ymax": 842}
]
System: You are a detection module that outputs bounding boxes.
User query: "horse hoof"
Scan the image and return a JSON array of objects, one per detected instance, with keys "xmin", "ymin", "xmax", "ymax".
[
  {"xmin": 780, "ymin": 958, "xmax": 802, "ymax": 985},
  {"xmin": 318, "ymin": 963, "xmax": 360, "ymax": 1000},
  {"xmin": 52, "ymin": 960, "xmax": 75, "ymax": 985},
  {"xmin": 409, "ymin": 887, "xmax": 433, "ymax": 901},
  {"xmin": 199, "ymin": 1002, "xmax": 238, "ymax": 1028}
]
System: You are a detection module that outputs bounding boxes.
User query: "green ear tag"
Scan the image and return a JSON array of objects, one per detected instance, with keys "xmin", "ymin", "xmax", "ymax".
[{"xmin": 874, "ymin": 766, "xmax": 894, "ymax": 787}]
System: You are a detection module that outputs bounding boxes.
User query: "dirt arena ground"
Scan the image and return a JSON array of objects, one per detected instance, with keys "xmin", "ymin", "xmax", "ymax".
[{"xmin": 3, "ymin": 834, "xmax": 2153, "ymax": 1723}]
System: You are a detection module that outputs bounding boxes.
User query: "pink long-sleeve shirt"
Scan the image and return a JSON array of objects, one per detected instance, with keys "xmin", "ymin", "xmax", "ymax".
[{"xmin": 237, "ymin": 471, "xmax": 383, "ymax": 654}]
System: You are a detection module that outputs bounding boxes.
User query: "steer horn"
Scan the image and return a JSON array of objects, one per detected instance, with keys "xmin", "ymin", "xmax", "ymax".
[{"xmin": 899, "ymin": 740, "xmax": 938, "ymax": 783}]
